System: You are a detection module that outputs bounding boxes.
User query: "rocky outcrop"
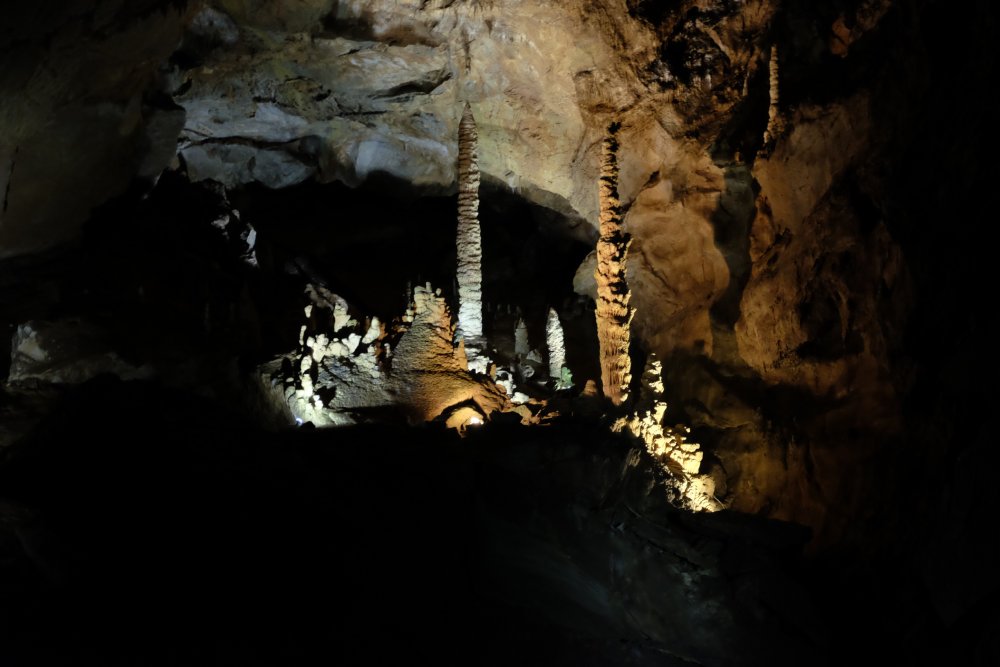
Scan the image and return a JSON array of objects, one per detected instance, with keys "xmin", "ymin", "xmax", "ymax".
[
  {"xmin": 8, "ymin": 320, "xmax": 152, "ymax": 385},
  {"xmin": 0, "ymin": 0, "xmax": 964, "ymax": 553},
  {"xmin": 615, "ymin": 355, "xmax": 719, "ymax": 512},
  {"xmin": 594, "ymin": 123, "xmax": 632, "ymax": 405},
  {"xmin": 262, "ymin": 282, "xmax": 508, "ymax": 427},
  {"xmin": 0, "ymin": 0, "xmax": 190, "ymax": 257}
]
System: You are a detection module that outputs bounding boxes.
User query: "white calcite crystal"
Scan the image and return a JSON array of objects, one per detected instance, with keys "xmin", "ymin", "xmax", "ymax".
[
  {"xmin": 495, "ymin": 367, "xmax": 515, "ymax": 397},
  {"xmin": 361, "ymin": 317, "xmax": 382, "ymax": 345},
  {"xmin": 545, "ymin": 307, "xmax": 568, "ymax": 383},
  {"xmin": 332, "ymin": 300, "xmax": 356, "ymax": 333}
]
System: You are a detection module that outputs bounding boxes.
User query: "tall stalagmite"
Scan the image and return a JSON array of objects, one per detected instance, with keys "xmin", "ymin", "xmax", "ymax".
[
  {"xmin": 763, "ymin": 44, "xmax": 781, "ymax": 146},
  {"xmin": 456, "ymin": 103, "xmax": 483, "ymax": 343},
  {"xmin": 545, "ymin": 307, "xmax": 566, "ymax": 380},
  {"xmin": 514, "ymin": 317, "xmax": 529, "ymax": 358},
  {"xmin": 594, "ymin": 121, "xmax": 632, "ymax": 405}
]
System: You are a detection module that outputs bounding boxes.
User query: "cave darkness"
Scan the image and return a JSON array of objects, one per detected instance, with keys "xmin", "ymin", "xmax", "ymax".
[{"xmin": 2, "ymin": 1, "xmax": 1000, "ymax": 665}]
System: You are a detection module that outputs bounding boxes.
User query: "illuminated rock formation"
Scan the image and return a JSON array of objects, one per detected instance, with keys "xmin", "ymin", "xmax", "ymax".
[
  {"xmin": 762, "ymin": 44, "xmax": 782, "ymax": 147},
  {"xmin": 265, "ymin": 283, "xmax": 507, "ymax": 428},
  {"xmin": 545, "ymin": 307, "xmax": 573, "ymax": 389},
  {"xmin": 456, "ymin": 103, "xmax": 483, "ymax": 347},
  {"xmin": 615, "ymin": 355, "xmax": 719, "ymax": 512},
  {"xmin": 594, "ymin": 122, "xmax": 632, "ymax": 405},
  {"xmin": 5, "ymin": 3, "xmax": 984, "ymax": 621},
  {"xmin": 545, "ymin": 308, "xmax": 565, "ymax": 380}
]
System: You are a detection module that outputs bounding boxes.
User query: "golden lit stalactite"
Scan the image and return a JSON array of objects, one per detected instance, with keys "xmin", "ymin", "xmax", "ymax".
[
  {"xmin": 456, "ymin": 103, "xmax": 483, "ymax": 346},
  {"xmin": 594, "ymin": 121, "xmax": 633, "ymax": 405}
]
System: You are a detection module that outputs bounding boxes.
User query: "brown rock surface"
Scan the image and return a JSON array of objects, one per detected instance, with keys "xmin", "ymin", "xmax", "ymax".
[{"xmin": 0, "ymin": 0, "xmax": 984, "ymax": 556}]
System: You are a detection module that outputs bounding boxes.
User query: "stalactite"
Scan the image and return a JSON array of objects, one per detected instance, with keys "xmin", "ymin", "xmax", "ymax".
[
  {"xmin": 545, "ymin": 308, "xmax": 566, "ymax": 380},
  {"xmin": 456, "ymin": 102, "xmax": 483, "ymax": 344},
  {"xmin": 762, "ymin": 44, "xmax": 781, "ymax": 146},
  {"xmin": 594, "ymin": 121, "xmax": 632, "ymax": 405}
]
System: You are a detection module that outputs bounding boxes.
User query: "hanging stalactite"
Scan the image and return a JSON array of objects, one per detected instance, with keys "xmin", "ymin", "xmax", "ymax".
[{"xmin": 594, "ymin": 121, "xmax": 633, "ymax": 405}]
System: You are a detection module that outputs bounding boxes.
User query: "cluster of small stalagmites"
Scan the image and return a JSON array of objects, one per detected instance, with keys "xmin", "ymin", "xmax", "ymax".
[
  {"xmin": 594, "ymin": 122, "xmax": 633, "ymax": 405},
  {"xmin": 285, "ymin": 286, "xmax": 387, "ymax": 425},
  {"xmin": 615, "ymin": 355, "xmax": 721, "ymax": 512},
  {"xmin": 625, "ymin": 404, "xmax": 703, "ymax": 477},
  {"xmin": 480, "ymin": 302, "xmax": 570, "ymax": 401}
]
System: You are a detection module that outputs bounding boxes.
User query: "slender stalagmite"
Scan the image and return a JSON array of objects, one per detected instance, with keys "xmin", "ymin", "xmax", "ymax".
[
  {"xmin": 514, "ymin": 317, "xmax": 529, "ymax": 358},
  {"xmin": 545, "ymin": 307, "xmax": 566, "ymax": 380},
  {"xmin": 456, "ymin": 103, "xmax": 483, "ymax": 342},
  {"xmin": 763, "ymin": 44, "xmax": 780, "ymax": 145},
  {"xmin": 594, "ymin": 121, "xmax": 632, "ymax": 405}
]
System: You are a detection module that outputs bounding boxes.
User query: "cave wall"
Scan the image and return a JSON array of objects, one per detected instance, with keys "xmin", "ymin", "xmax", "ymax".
[
  {"xmin": 0, "ymin": 1, "xmax": 190, "ymax": 257},
  {"xmin": 2, "ymin": 0, "xmax": 996, "ymax": 556}
]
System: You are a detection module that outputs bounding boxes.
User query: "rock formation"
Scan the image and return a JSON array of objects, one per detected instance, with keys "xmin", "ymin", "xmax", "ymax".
[
  {"xmin": 594, "ymin": 122, "xmax": 633, "ymax": 405},
  {"xmin": 615, "ymin": 355, "xmax": 718, "ymax": 512},
  {"xmin": 262, "ymin": 282, "xmax": 508, "ymax": 427},
  {"xmin": 544, "ymin": 308, "xmax": 563, "ymax": 379},
  {"xmin": 762, "ymin": 44, "xmax": 782, "ymax": 147},
  {"xmin": 2, "ymin": 2, "xmax": 998, "ymax": 660},
  {"xmin": 455, "ymin": 103, "xmax": 484, "ymax": 348},
  {"xmin": 514, "ymin": 317, "xmax": 529, "ymax": 359}
]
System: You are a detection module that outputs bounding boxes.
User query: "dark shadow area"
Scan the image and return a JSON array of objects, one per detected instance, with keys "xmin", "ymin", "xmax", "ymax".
[
  {"xmin": 707, "ymin": 163, "xmax": 756, "ymax": 329},
  {"xmin": 230, "ymin": 174, "xmax": 459, "ymax": 321},
  {"xmin": 0, "ymin": 378, "xmax": 477, "ymax": 665},
  {"xmin": 479, "ymin": 182, "xmax": 592, "ymax": 314},
  {"xmin": 0, "ymin": 377, "xmax": 826, "ymax": 666},
  {"xmin": 230, "ymin": 176, "xmax": 592, "ymax": 329},
  {"xmin": 776, "ymin": 0, "xmax": 897, "ymax": 108}
]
